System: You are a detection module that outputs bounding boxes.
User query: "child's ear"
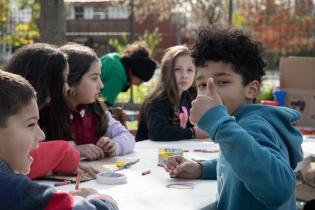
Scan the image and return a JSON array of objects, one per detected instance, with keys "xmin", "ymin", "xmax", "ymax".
[{"xmin": 245, "ymin": 80, "xmax": 260, "ymax": 101}]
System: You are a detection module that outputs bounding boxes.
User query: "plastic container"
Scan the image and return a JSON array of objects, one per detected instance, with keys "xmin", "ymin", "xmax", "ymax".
[{"xmin": 273, "ymin": 86, "xmax": 287, "ymax": 106}]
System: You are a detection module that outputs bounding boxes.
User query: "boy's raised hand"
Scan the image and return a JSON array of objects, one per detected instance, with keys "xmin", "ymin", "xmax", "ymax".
[{"xmin": 190, "ymin": 77, "xmax": 223, "ymax": 125}]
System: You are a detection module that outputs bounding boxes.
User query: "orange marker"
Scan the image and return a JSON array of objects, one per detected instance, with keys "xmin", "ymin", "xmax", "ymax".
[{"xmin": 75, "ymin": 170, "xmax": 81, "ymax": 190}]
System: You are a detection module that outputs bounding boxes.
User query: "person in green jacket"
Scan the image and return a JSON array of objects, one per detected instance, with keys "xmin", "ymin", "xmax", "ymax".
[{"xmin": 99, "ymin": 41, "xmax": 157, "ymax": 106}]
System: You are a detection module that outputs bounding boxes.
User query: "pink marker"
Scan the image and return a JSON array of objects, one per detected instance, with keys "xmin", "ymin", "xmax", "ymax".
[{"xmin": 193, "ymin": 149, "xmax": 219, "ymax": 153}]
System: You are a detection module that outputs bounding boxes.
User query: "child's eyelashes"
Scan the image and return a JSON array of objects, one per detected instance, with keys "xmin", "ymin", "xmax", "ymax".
[
  {"xmin": 92, "ymin": 77, "xmax": 99, "ymax": 81},
  {"xmin": 27, "ymin": 120, "xmax": 40, "ymax": 128},
  {"xmin": 27, "ymin": 122, "xmax": 36, "ymax": 128},
  {"xmin": 197, "ymin": 84, "xmax": 207, "ymax": 89},
  {"xmin": 197, "ymin": 80, "xmax": 230, "ymax": 89},
  {"xmin": 174, "ymin": 68, "xmax": 194, "ymax": 73}
]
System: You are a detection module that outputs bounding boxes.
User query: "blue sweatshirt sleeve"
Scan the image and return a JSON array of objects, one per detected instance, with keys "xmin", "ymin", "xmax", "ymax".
[
  {"xmin": 200, "ymin": 159, "xmax": 217, "ymax": 179},
  {"xmin": 197, "ymin": 105, "xmax": 297, "ymax": 207}
]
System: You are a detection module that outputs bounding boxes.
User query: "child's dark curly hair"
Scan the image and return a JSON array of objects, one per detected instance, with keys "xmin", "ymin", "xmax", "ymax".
[{"xmin": 190, "ymin": 24, "xmax": 267, "ymax": 85}]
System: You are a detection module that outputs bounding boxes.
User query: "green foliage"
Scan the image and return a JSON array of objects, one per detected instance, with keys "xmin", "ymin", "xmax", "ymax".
[
  {"xmin": 256, "ymin": 81, "xmax": 274, "ymax": 103},
  {"xmin": 108, "ymin": 34, "xmax": 129, "ymax": 53},
  {"xmin": 0, "ymin": 0, "xmax": 39, "ymax": 47},
  {"xmin": 1, "ymin": 22, "xmax": 39, "ymax": 46},
  {"xmin": 116, "ymin": 74, "xmax": 158, "ymax": 104},
  {"xmin": 138, "ymin": 27, "xmax": 162, "ymax": 57},
  {"xmin": 108, "ymin": 27, "xmax": 162, "ymax": 57},
  {"xmin": 232, "ymin": 13, "xmax": 248, "ymax": 28},
  {"xmin": 0, "ymin": 1, "xmax": 9, "ymax": 36}
]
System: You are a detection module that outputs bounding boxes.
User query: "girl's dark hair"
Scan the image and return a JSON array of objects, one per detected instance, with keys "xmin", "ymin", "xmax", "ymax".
[
  {"xmin": 4, "ymin": 43, "xmax": 69, "ymax": 137},
  {"xmin": 140, "ymin": 45, "xmax": 195, "ymax": 122},
  {"xmin": 4, "ymin": 43, "xmax": 67, "ymax": 107},
  {"xmin": 190, "ymin": 24, "xmax": 266, "ymax": 85},
  {"xmin": 53, "ymin": 43, "xmax": 108, "ymax": 140}
]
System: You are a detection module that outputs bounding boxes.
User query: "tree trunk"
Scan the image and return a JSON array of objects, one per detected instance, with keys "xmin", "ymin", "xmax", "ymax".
[{"xmin": 39, "ymin": 0, "xmax": 65, "ymax": 45}]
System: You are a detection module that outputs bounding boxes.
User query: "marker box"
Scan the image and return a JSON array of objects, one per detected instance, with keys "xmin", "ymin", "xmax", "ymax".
[{"xmin": 158, "ymin": 148, "xmax": 183, "ymax": 166}]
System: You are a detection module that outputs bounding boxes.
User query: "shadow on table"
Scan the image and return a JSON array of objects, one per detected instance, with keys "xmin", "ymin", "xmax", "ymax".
[{"xmin": 199, "ymin": 201, "xmax": 218, "ymax": 210}]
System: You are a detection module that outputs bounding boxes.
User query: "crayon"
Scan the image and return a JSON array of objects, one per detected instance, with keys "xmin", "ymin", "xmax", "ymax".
[
  {"xmin": 75, "ymin": 170, "xmax": 81, "ymax": 190},
  {"xmin": 193, "ymin": 149, "xmax": 219, "ymax": 153},
  {"xmin": 141, "ymin": 170, "xmax": 151, "ymax": 176},
  {"xmin": 166, "ymin": 182, "xmax": 194, "ymax": 189}
]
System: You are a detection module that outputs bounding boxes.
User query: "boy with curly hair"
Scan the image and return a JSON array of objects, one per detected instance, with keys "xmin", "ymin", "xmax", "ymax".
[{"xmin": 164, "ymin": 25, "xmax": 303, "ymax": 210}]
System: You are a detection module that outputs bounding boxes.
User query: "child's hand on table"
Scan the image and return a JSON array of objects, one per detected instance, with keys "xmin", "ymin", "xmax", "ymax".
[
  {"xmin": 97, "ymin": 137, "xmax": 116, "ymax": 157},
  {"xmin": 78, "ymin": 163, "xmax": 99, "ymax": 179},
  {"xmin": 69, "ymin": 188, "xmax": 99, "ymax": 197},
  {"xmin": 163, "ymin": 156, "xmax": 202, "ymax": 179},
  {"xmin": 76, "ymin": 144, "xmax": 105, "ymax": 160}
]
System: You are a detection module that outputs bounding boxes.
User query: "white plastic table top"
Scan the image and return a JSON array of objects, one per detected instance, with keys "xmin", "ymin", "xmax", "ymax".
[
  {"xmin": 38, "ymin": 135, "xmax": 315, "ymax": 210},
  {"xmin": 40, "ymin": 139, "xmax": 219, "ymax": 210}
]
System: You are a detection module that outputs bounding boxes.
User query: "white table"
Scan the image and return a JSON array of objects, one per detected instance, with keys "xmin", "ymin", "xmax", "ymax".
[
  {"xmin": 38, "ymin": 135, "xmax": 315, "ymax": 209},
  {"xmin": 41, "ymin": 140, "xmax": 219, "ymax": 210},
  {"xmin": 301, "ymin": 135, "xmax": 315, "ymax": 157}
]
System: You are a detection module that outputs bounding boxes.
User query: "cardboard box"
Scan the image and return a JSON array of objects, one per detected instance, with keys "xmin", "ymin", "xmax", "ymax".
[{"xmin": 280, "ymin": 57, "xmax": 315, "ymax": 127}]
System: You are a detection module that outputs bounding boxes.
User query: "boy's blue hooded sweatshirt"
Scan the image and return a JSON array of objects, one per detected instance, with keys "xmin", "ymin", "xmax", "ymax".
[{"xmin": 198, "ymin": 104, "xmax": 303, "ymax": 210}]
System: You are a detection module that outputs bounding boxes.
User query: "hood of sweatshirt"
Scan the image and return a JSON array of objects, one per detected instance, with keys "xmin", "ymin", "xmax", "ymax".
[{"xmin": 235, "ymin": 104, "xmax": 303, "ymax": 169}]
